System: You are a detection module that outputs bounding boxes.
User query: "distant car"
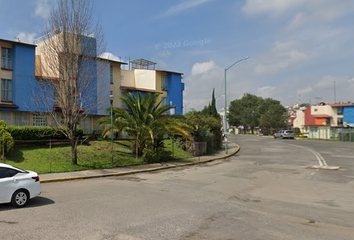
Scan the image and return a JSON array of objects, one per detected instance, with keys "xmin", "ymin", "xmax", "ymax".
[
  {"xmin": 274, "ymin": 130, "xmax": 294, "ymax": 139},
  {"xmin": 0, "ymin": 163, "xmax": 41, "ymax": 207}
]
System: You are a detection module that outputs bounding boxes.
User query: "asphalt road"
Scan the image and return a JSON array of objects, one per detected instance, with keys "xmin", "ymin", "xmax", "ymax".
[{"xmin": 1, "ymin": 135, "xmax": 354, "ymax": 240}]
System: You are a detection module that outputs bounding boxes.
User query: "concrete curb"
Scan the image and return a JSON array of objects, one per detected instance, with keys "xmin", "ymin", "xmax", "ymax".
[{"xmin": 40, "ymin": 144, "xmax": 240, "ymax": 183}]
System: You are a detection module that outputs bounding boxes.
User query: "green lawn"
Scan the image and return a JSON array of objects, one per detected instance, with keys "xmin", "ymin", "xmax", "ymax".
[{"xmin": 2, "ymin": 140, "xmax": 193, "ymax": 174}]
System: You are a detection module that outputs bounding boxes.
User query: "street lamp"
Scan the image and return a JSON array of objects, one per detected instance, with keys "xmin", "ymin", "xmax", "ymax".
[
  {"xmin": 224, "ymin": 56, "xmax": 249, "ymax": 154},
  {"xmin": 110, "ymin": 94, "xmax": 114, "ymax": 167}
]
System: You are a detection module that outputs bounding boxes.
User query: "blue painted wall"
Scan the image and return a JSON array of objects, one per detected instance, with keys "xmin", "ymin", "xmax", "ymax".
[
  {"xmin": 0, "ymin": 43, "xmax": 36, "ymax": 112},
  {"xmin": 343, "ymin": 106, "xmax": 354, "ymax": 124},
  {"xmin": 167, "ymin": 73, "xmax": 184, "ymax": 115}
]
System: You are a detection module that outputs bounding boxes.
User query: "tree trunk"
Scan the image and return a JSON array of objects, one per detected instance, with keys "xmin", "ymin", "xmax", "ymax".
[{"xmin": 71, "ymin": 139, "xmax": 78, "ymax": 165}]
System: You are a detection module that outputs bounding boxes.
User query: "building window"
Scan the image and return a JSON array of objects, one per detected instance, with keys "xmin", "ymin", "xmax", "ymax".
[
  {"xmin": 337, "ymin": 118, "xmax": 343, "ymax": 125},
  {"xmin": 14, "ymin": 112, "xmax": 30, "ymax": 126},
  {"xmin": 110, "ymin": 66, "xmax": 113, "ymax": 84},
  {"xmin": 121, "ymin": 92, "xmax": 128, "ymax": 109},
  {"xmin": 1, "ymin": 79, "xmax": 12, "ymax": 101},
  {"xmin": 121, "ymin": 75, "xmax": 125, "ymax": 81},
  {"xmin": 337, "ymin": 107, "xmax": 343, "ymax": 115},
  {"xmin": 0, "ymin": 111, "xmax": 11, "ymax": 125},
  {"xmin": 1, "ymin": 47, "xmax": 12, "ymax": 69},
  {"xmin": 161, "ymin": 75, "xmax": 168, "ymax": 90},
  {"xmin": 161, "ymin": 97, "xmax": 168, "ymax": 106},
  {"xmin": 33, "ymin": 114, "xmax": 48, "ymax": 126}
]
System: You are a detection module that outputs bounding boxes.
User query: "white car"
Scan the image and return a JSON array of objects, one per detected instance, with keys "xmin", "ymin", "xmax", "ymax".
[{"xmin": 0, "ymin": 163, "xmax": 41, "ymax": 207}]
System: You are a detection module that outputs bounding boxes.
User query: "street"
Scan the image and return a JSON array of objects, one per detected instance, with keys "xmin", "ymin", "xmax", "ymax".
[{"xmin": 1, "ymin": 135, "xmax": 354, "ymax": 240}]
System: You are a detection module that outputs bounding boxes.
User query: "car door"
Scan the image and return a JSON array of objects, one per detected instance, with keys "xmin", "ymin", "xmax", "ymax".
[{"xmin": 0, "ymin": 167, "xmax": 22, "ymax": 203}]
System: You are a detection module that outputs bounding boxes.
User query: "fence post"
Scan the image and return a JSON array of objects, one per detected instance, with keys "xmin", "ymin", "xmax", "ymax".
[
  {"xmin": 2, "ymin": 132, "xmax": 5, "ymax": 162},
  {"xmin": 172, "ymin": 138, "xmax": 174, "ymax": 158},
  {"xmin": 49, "ymin": 139, "xmax": 52, "ymax": 173},
  {"xmin": 81, "ymin": 140, "xmax": 83, "ymax": 170}
]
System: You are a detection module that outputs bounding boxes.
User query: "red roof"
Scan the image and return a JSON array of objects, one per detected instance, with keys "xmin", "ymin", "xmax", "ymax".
[{"xmin": 312, "ymin": 114, "xmax": 332, "ymax": 118}]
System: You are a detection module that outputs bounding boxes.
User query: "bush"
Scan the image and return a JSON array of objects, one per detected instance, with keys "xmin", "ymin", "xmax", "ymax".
[
  {"xmin": 0, "ymin": 121, "xmax": 14, "ymax": 157},
  {"xmin": 7, "ymin": 126, "xmax": 84, "ymax": 140},
  {"xmin": 142, "ymin": 140, "xmax": 166, "ymax": 163}
]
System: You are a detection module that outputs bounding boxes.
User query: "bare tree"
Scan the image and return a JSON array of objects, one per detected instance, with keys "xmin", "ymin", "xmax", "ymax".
[{"xmin": 33, "ymin": 0, "xmax": 106, "ymax": 165}]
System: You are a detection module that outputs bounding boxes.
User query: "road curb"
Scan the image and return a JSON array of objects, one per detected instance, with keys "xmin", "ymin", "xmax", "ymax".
[{"xmin": 40, "ymin": 144, "xmax": 240, "ymax": 183}]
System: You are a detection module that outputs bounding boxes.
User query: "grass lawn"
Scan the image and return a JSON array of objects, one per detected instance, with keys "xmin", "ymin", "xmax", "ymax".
[{"xmin": 2, "ymin": 139, "xmax": 193, "ymax": 174}]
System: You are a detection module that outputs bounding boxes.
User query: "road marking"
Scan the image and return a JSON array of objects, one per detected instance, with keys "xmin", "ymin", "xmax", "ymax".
[
  {"xmin": 288, "ymin": 144, "xmax": 340, "ymax": 170},
  {"xmin": 292, "ymin": 145, "xmax": 328, "ymax": 167}
]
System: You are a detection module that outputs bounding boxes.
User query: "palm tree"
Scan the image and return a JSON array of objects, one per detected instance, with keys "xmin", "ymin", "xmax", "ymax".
[{"xmin": 98, "ymin": 92, "xmax": 192, "ymax": 157}]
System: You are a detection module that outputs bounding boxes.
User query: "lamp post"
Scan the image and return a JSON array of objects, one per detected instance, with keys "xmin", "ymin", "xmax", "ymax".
[
  {"xmin": 224, "ymin": 56, "xmax": 249, "ymax": 154},
  {"xmin": 110, "ymin": 94, "xmax": 114, "ymax": 167}
]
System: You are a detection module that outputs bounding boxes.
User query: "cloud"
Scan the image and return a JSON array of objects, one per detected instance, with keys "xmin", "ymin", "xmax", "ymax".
[
  {"xmin": 257, "ymin": 86, "xmax": 276, "ymax": 98},
  {"xmin": 156, "ymin": 0, "xmax": 214, "ymax": 18},
  {"xmin": 254, "ymin": 40, "xmax": 308, "ymax": 75},
  {"xmin": 297, "ymin": 87, "xmax": 313, "ymax": 95},
  {"xmin": 242, "ymin": 0, "xmax": 354, "ymax": 31},
  {"xmin": 190, "ymin": 60, "xmax": 218, "ymax": 75},
  {"xmin": 242, "ymin": 0, "xmax": 305, "ymax": 16},
  {"xmin": 35, "ymin": 0, "xmax": 53, "ymax": 19},
  {"xmin": 183, "ymin": 61, "xmax": 224, "ymax": 111},
  {"xmin": 16, "ymin": 32, "xmax": 37, "ymax": 44}
]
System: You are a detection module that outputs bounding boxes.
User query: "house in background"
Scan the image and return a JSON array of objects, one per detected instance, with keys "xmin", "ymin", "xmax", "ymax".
[{"xmin": 292, "ymin": 102, "xmax": 354, "ymax": 141}]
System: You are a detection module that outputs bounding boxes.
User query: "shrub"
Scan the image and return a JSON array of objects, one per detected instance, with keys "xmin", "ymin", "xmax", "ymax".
[
  {"xmin": 7, "ymin": 126, "xmax": 84, "ymax": 140},
  {"xmin": 0, "ymin": 121, "xmax": 14, "ymax": 157}
]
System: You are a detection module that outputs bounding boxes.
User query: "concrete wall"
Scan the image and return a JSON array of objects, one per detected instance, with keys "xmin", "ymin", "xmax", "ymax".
[{"xmin": 135, "ymin": 69, "xmax": 156, "ymax": 90}]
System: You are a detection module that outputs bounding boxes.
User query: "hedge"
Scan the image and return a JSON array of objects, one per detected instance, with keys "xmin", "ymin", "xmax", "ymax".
[{"xmin": 7, "ymin": 126, "xmax": 84, "ymax": 140}]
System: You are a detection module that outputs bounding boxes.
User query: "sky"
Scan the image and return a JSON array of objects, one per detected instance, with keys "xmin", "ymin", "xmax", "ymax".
[{"xmin": 1, "ymin": 0, "xmax": 354, "ymax": 112}]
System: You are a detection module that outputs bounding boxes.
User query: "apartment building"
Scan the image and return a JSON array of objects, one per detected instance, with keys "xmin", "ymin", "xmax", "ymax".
[
  {"xmin": 0, "ymin": 38, "xmax": 36, "ymax": 126},
  {"xmin": 292, "ymin": 102, "xmax": 354, "ymax": 140},
  {"xmin": 119, "ymin": 59, "xmax": 184, "ymax": 115},
  {"xmin": 0, "ymin": 37, "xmax": 185, "ymax": 135}
]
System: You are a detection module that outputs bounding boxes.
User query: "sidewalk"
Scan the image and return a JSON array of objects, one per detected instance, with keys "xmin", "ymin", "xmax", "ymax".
[{"xmin": 39, "ymin": 142, "xmax": 240, "ymax": 183}]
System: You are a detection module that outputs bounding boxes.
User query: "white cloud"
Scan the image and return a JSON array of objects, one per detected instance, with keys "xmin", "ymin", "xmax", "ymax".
[
  {"xmin": 156, "ymin": 0, "xmax": 214, "ymax": 18},
  {"xmin": 257, "ymin": 86, "xmax": 276, "ymax": 98},
  {"xmin": 190, "ymin": 60, "xmax": 218, "ymax": 76},
  {"xmin": 35, "ymin": 0, "xmax": 53, "ymax": 19},
  {"xmin": 297, "ymin": 87, "xmax": 313, "ymax": 95},
  {"xmin": 254, "ymin": 40, "xmax": 308, "ymax": 75},
  {"xmin": 242, "ymin": 0, "xmax": 354, "ymax": 31},
  {"xmin": 184, "ymin": 61, "xmax": 223, "ymax": 111},
  {"xmin": 16, "ymin": 32, "xmax": 37, "ymax": 44},
  {"xmin": 242, "ymin": 0, "xmax": 305, "ymax": 16}
]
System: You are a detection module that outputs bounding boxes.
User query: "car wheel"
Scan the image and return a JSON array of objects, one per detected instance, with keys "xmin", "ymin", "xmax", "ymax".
[{"xmin": 11, "ymin": 189, "xmax": 29, "ymax": 208}]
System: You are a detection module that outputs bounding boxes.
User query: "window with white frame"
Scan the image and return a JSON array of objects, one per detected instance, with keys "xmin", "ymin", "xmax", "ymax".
[
  {"xmin": 1, "ymin": 47, "xmax": 12, "ymax": 69},
  {"xmin": 0, "ymin": 111, "xmax": 11, "ymax": 125},
  {"xmin": 1, "ymin": 79, "xmax": 12, "ymax": 101},
  {"xmin": 14, "ymin": 112, "xmax": 30, "ymax": 126},
  {"xmin": 121, "ymin": 75, "xmax": 125, "ymax": 81},
  {"xmin": 79, "ymin": 117, "xmax": 92, "ymax": 134},
  {"xmin": 161, "ymin": 75, "xmax": 168, "ymax": 90},
  {"xmin": 33, "ymin": 114, "xmax": 48, "ymax": 126}
]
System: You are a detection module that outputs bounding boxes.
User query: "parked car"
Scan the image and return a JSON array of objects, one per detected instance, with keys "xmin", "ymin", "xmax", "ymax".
[
  {"xmin": 0, "ymin": 163, "xmax": 41, "ymax": 207},
  {"xmin": 274, "ymin": 130, "xmax": 294, "ymax": 139}
]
